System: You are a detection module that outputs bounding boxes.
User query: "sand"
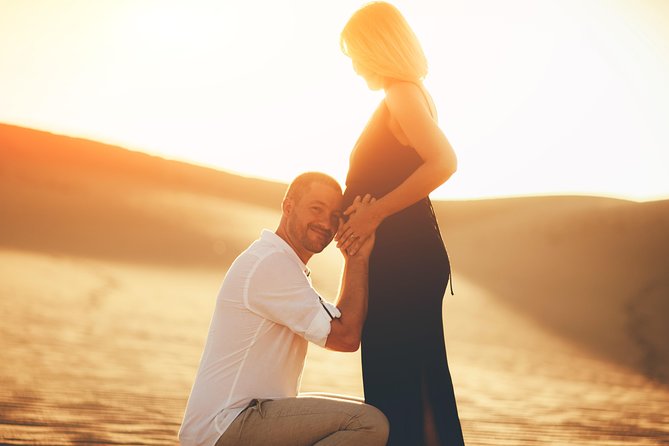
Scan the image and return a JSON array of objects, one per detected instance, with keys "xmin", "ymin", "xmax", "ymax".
[{"xmin": 1, "ymin": 123, "xmax": 668, "ymax": 445}]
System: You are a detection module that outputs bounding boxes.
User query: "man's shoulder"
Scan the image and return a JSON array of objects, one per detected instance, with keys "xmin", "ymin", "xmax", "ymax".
[
  {"xmin": 227, "ymin": 241, "xmax": 308, "ymax": 309},
  {"xmin": 246, "ymin": 237, "xmax": 290, "ymax": 262},
  {"xmin": 232, "ymin": 239, "xmax": 296, "ymax": 278},
  {"xmin": 219, "ymin": 242, "xmax": 295, "ymax": 306}
]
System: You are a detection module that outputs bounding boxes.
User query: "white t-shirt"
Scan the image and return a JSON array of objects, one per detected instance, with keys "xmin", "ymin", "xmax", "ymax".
[{"xmin": 178, "ymin": 230, "xmax": 341, "ymax": 446}]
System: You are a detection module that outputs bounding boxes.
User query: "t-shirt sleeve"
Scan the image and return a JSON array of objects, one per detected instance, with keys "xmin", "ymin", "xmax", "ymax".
[{"xmin": 245, "ymin": 253, "xmax": 340, "ymax": 347}]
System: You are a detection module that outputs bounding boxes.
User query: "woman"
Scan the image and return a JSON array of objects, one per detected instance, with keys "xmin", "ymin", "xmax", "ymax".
[{"xmin": 335, "ymin": 2, "xmax": 465, "ymax": 445}]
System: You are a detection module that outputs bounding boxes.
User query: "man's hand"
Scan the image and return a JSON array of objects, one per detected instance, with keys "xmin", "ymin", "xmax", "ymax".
[{"xmin": 336, "ymin": 194, "xmax": 378, "ymax": 257}]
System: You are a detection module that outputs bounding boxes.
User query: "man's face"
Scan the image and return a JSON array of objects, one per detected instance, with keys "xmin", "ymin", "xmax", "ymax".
[{"xmin": 285, "ymin": 183, "xmax": 343, "ymax": 256}]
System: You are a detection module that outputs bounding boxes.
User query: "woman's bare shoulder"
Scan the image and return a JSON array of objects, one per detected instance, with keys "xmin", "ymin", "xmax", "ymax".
[{"xmin": 385, "ymin": 81, "xmax": 435, "ymax": 120}]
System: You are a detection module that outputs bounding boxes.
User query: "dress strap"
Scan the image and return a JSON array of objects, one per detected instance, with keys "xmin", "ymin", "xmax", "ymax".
[{"xmin": 413, "ymin": 82, "xmax": 437, "ymax": 121}]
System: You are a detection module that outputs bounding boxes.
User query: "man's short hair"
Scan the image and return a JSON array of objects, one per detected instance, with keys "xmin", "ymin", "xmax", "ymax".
[{"xmin": 284, "ymin": 172, "xmax": 342, "ymax": 204}]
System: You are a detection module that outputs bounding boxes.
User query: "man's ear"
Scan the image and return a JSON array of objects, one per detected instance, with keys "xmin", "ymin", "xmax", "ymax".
[{"xmin": 282, "ymin": 197, "xmax": 294, "ymax": 215}]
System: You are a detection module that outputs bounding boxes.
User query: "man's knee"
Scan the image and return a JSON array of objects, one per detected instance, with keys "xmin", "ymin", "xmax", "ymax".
[{"xmin": 358, "ymin": 404, "xmax": 389, "ymax": 444}]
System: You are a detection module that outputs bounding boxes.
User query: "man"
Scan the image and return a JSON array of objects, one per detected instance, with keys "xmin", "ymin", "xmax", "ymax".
[{"xmin": 178, "ymin": 172, "xmax": 389, "ymax": 446}]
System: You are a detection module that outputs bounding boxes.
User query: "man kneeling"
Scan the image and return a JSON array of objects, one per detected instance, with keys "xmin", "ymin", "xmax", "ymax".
[{"xmin": 178, "ymin": 172, "xmax": 389, "ymax": 446}]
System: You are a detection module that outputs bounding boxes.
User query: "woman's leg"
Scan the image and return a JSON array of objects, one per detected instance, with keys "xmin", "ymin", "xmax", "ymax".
[
  {"xmin": 422, "ymin": 296, "xmax": 465, "ymax": 446},
  {"xmin": 362, "ymin": 286, "xmax": 425, "ymax": 445}
]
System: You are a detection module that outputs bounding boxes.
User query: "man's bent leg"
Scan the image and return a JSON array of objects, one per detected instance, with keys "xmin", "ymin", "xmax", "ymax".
[
  {"xmin": 299, "ymin": 392, "xmax": 364, "ymax": 403},
  {"xmin": 215, "ymin": 396, "xmax": 388, "ymax": 446}
]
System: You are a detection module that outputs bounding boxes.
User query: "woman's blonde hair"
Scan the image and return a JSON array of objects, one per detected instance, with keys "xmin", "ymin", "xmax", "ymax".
[{"xmin": 341, "ymin": 2, "xmax": 428, "ymax": 82}]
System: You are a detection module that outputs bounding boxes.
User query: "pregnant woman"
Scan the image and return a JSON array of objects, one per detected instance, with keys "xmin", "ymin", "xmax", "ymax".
[{"xmin": 336, "ymin": 3, "xmax": 465, "ymax": 445}]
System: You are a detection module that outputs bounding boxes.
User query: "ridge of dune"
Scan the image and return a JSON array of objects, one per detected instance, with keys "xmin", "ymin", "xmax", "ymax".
[{"xmin": 0, "ymin": 123, "xmax": 286, "ymax": 206}]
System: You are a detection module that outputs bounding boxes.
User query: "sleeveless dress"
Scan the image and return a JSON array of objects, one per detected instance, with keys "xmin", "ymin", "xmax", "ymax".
[{"xmin": 343, "ymin": 98, "xmax": 465, "ymax": 446}]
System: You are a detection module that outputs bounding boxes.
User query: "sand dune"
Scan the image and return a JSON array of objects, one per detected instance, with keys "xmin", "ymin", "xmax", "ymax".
[
  {"xmin": 1, "ymin": 124, "xmax": 285, "ymax": 267},
  {"xmin": 2, "ymin": 123, "xmax": 668, "ymax": 444},
  {"xmin": 434, "ymin": 197, "xmax": 669, "ymax": 383}
]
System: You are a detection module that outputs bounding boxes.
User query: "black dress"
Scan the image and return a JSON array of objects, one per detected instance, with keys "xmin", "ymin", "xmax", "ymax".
[{"xmin": 343, "ymin": 98, "xmax": 465, "ymax": 446}]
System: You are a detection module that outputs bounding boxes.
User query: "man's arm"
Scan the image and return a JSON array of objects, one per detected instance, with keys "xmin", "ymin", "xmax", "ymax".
[
  {"xmin": 324, "ymin": 252, "xmax": 370, "ymax": 352},
  {"xmin": 325, "ymin": 195, "xmax": 375, "ymax": 352}
]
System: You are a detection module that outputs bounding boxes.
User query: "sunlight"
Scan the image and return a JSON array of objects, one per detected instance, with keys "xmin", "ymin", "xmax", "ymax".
[
  {"xmin": 406, "ymin": 0, "xmax": 669, "ymax": 200},
  {"xmin": 0, "ymin": 0, "xmax": 667, "ymax": 200}
]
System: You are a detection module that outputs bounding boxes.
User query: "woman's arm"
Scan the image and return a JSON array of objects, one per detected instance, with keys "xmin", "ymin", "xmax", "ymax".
[
  {"xmin": 336, "ymin": 81, "xmax": 457, "ymax": 254},
  {"xmin": 374, "ymin": 81, "xmax": 457, "ymax": 217}
]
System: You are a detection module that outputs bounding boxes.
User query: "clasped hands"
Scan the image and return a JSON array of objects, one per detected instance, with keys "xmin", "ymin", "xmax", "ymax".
[{"xmin": 335, "ymin": 194, "xmax": 381, "ymax": 256}]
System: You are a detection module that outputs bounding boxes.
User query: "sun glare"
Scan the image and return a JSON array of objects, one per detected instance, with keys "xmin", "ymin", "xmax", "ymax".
[{"xmin": 0, "ymin": 0, "xmax": 667, "ymax": 201}]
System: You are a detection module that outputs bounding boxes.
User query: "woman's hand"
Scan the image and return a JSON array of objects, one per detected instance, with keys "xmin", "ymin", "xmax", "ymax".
[{"xmin": 336, "ymin": 194, "xmax": 381, "ymax": 256}]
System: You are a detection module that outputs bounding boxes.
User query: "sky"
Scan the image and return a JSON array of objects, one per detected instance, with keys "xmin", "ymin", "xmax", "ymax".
[{"xmin": 1, "ymin": 0, "xmax": 668, "ymax": 201}]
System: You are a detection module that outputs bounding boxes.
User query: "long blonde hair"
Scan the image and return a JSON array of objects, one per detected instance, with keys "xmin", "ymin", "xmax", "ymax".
[{"xmin": 341, "ymin": 2, "xmax": 428, "ymax": 82}]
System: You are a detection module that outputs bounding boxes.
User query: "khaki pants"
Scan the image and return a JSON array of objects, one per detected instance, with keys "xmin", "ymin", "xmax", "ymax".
[{"xmin": 215, "ymin": 393, "xmax": 389, "ymax": 446}]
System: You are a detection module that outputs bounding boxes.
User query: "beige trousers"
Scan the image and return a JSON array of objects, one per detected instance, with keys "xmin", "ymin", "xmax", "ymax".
[{"xmin": 215, "ymin": 393, "xmax": 389, "ymax": 446}]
